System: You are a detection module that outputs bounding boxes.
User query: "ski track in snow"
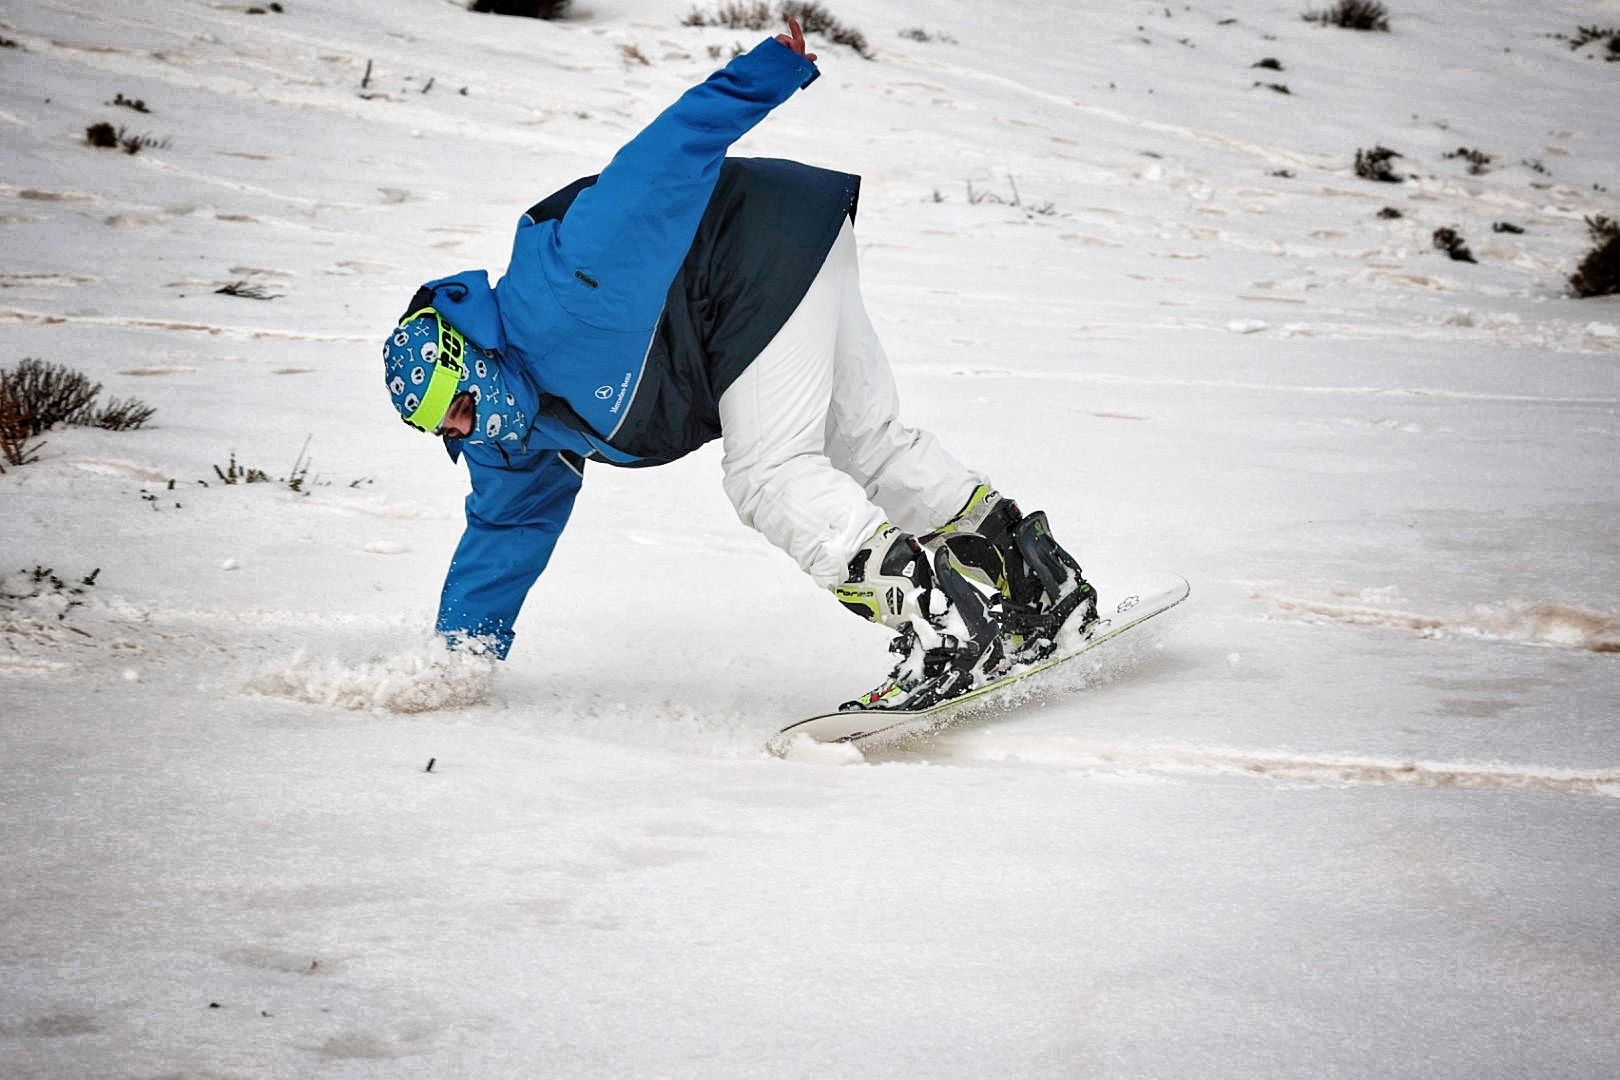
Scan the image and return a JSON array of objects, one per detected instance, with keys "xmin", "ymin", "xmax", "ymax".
[
  {"xmin": 901, "ymin": 51, "xmax": 1321, "ymax": 173},
  {"xmin": 0, "ymin": 184, "xmax": 361, "ymax": 237},
  {"xmin": 1255, "ymin": 590, "xmax": 1620, "ymax": 654},
  {"xmin": 924, "ymin": 736, "xmax": 1620, "ymax": 799},
  {"xmin": 0, "ymin": 306, "xmax": 372, "ymax": 343},
  {"xmin": 57, "ymin": 457, "xmax": 172, "ymax": 482},
  {"xmin": 800, "ymin": 624, "xmax": 1620, "ymax": 798},
  {"xmin": 11, "ymin": 577, "xmax": 1611, "ymax": 799},
  {"xmin": 910, "ymin": 364, "xmax": 1620, "ymax": 406}
]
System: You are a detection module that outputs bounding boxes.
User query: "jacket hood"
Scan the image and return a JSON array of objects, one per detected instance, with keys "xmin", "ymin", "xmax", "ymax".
[{"xmin": 419, "ymin": 270, "xmax": 508, "ymax": 354}]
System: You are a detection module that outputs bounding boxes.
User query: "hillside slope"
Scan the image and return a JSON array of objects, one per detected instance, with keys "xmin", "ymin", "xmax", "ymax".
[{"xmin": 2, "ymin": 2, "xmax": 1617, "ymax": 1077}]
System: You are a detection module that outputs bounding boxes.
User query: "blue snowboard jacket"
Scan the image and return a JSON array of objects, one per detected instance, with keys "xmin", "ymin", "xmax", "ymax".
[{"xmin": 413, "ymin": 39, "xmax": 860, "ymax": 657}]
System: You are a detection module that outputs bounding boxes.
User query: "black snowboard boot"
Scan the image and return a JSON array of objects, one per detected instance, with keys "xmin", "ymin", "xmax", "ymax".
[
  {"xmin": 921, "ymin": 485, "xmax": 1098, "ymax": 664},
  {"xmin": 833, "ymin": 524, "xmax": 1006, "ymax": 711}
]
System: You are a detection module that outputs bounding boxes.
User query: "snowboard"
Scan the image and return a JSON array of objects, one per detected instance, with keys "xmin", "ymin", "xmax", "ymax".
[{"xmin": 768, "ymin": 572, "xmax": 1190, "ymax": 757}]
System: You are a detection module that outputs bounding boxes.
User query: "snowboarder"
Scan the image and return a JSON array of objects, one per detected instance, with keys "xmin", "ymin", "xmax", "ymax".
[{"xmin": 380, "ymin": 17, "xmax": 1097, "ymax": 710}]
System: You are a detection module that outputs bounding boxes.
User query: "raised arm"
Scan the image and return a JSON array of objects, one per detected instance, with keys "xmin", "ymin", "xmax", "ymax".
[{"xmin": 538, "ymin": 30, "xmax": 819, "ymax": 327}]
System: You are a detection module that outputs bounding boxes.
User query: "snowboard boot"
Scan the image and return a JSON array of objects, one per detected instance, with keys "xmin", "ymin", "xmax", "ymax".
[
  {"xmin": 833, "ymin": 524, "xmax": 1006, "ymax": 711},
  {"xmin": 921, "ymin": 485, "xmax": 1099, "ymax": 664}
]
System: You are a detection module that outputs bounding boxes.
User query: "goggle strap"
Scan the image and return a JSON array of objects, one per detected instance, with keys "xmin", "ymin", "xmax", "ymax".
[
  {"xmin": 406, "ymin": 360, "xmax": 463, "ymax": 433},
  {"xmin": 395, "ymin": 305, "xmax": 471, "ymax": 432}
]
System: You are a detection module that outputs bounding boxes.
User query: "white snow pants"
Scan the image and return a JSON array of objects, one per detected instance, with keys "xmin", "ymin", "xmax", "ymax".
[{"xmin": 717, "ymin": 218, "xmax": 989, "ymax": 588}]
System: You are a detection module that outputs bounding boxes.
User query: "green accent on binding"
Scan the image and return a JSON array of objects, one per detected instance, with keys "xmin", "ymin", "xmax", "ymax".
[
  {"xmin": 834, "ymin": 586, "xmax": 882, "ymax": 622},
  {"xmin": 922, "ymin": 483, "xmax": 995, "ymax": 541},
  {"xmin": 939, "ymin": 535, "xmax": 1009, "ymax": 599}
]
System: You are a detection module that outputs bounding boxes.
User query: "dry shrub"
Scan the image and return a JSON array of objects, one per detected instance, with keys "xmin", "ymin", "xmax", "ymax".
[
  {"xmin": 1570, "ymin": 216, "xmax": 1620, "ymax": 298},
  {"xmin": 1432, "ymin": 228, "xmax": 1476, "ymax": 264},
  {"xmin": 899, "ymin": 27, "xmax": 957, "ymax": 44},
  {"xmin": 1354, "ymin": 146, "xmax": 1403, "ymax": 182},
  {"xmin": 683, "ymin": 2, "xmax": 772, "ymax": 29},
  {"xmin": 0, "ymin": 392, "xmax": 40, "ymax": 472},
  {"xmin": 85, "ymin": 121, "xmax": 169, "ymax": 154},
  {"xmin": 1304, "ymin": 1, "xmax": 1390, "ymax": 31},
  {"xmin": 468, "ymin": 0, "xmax": 571, "ymax": 18},
  {"xmin": 684, "ymin": 1, "xmax": 872, "ymax": 57},
  {"xmin": 1443, "ymin": 146, "xmax": 1494, "ymax": 175},
  {"xmin": 0, "ymin": 359, "xmax": 155, "ymax": 471},
  {"xmin": 780, "ymin": 2, "xmax": 871, "ymax": 57},
  {"xmin": 1562, "ymin": 25, "xmax": 1620, "ymax": 57}
]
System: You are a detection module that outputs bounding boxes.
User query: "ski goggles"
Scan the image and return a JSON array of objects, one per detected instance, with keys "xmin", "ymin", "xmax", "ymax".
[{"xmin": 397, "ymin": 306, "xmax": 468, "ymax": 434}]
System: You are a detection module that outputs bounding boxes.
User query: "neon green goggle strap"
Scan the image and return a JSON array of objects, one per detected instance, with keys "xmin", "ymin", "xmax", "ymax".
[{"xmin": 398, "ymin": 307, "xmax": 468, "ymax": 433}]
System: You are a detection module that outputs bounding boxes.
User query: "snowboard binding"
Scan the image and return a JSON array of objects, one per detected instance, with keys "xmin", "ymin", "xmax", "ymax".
[
  {"xmin": 837, "ymin": 541, "xmax": 1007, "ymax": 713},
  {"xmin": 928, "ymin": 498, "xmax": 1098, "ymax": 665},
  {"xmin": 832, "ymin": 491, "xmax": 1097, "ymax": 714}
]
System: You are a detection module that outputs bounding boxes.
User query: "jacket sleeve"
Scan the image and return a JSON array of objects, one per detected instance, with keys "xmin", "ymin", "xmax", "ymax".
[
  {"xmin": 550, "ymin": 37, "xmax": 818, "ymax": 327},
  {"xmin": 436, "ymin": 449, "xmax": 584, "ymax": 658}
]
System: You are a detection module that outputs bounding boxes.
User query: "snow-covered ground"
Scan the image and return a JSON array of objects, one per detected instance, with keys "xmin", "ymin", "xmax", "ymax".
[{"xmin": 3, "ymin": 0, "xmax": 1618, "ymax": 1075}]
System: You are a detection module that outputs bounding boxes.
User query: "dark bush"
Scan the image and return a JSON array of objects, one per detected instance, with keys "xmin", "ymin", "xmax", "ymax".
[
  {"xmin": 1432, "ymin": 228, "xmax": 1475, "ymax": 263},
  {"xmin": 85, "ymin": 122, "xmax": 168, "ymax": 154},
  {"xmin": 1569, "ymin": 216, "xmax": 1620, "ymax": 297},
  {"xmin": 1443, "ymin": 146, "xmax": 1493, "ymax": 175},
  {"xmin": 899, "ymin": 27, "xmax": 957, "ymax": 44},
  {"xmin": 92, "ymin": 397, "xmax": 158, "ymax": 431},
  {"xmin": 0, "ymin": 359, "xmax": 156, "ymax": 469},
  {"xmin": 469, "ymin": 0, "xmax": 571, "ymax": 18},
  {"xmin": 683, "ymin": 2, "xmax": 772, "ymax": 29},
  {"xmin": 1377, "ymin": 206, "xmax": 1403, "ymax": 219},
  {"xmin": 685, "ymin": 2, "xmax": 872, "ymax": 57},
  {"xmin": 1562, "ymin": 25, "xmax": 1620, "ymax": 55},
  {"xmin": 85, "ymin": 122, "xmax": 119, "ymax": 148},
  {"xmin": 1, "ymin": 360, "xmax": 101, "ymax": 436},
  {"xmin": 215, "ymin": 280, "xmax": 282, "ymax": 300},
  {"xmin": 1355, "ymin": 146, "xmax": 1403, "ymax": 182},
  {"xmin": 1304, "ymin": 1, "xmax": 1390, "ymax": 31},
  {"xmin": 781, "ymin": 2, "xmax": 871, "ymax": 57},
  {"xmin": 0, "ymin": 394, "xmax": 40, "ymax": 472}
]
